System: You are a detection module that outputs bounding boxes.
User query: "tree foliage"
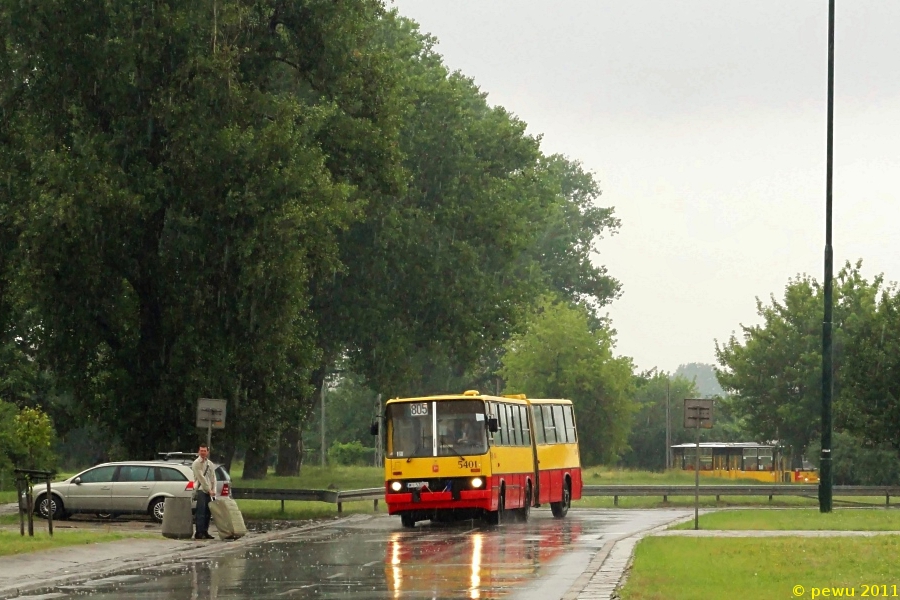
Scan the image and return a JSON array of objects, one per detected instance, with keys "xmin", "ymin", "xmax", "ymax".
[
  {"xmin": 618, "ymin": 371, "xmax": 697, "ymax": 471},
  {"xmin": 500, "ymin": 297, "xmax": 634, "ymax": 465},
  {"xmin": 1, "ymin": 5, "xmax": 627, "ymax": 472},
  {"xmin": 839, "ymin": 280, "xmax": 900, "ymax": 453},
  {"xmin": 715, "ymin": 262, "xmax": 885, "ymax": 464},
  {"xmin": 1, "ymin": 0, "xmax": 402, "ymax": 461}
]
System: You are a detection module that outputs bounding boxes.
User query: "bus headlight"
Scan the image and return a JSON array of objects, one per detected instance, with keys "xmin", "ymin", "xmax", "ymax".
[
  {"xmin": 471, "ymin": 477, "xmax": 483, "ymax": 489},
  {"xmin": 391, "ymin": 481, "xmax": 403, "ymax": 492}
]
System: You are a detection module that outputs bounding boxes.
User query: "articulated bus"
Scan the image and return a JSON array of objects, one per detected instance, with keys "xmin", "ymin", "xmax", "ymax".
[
  {"xmin": 671, "ymin": 442, "xmax": 820, "ymax": 483},
  {"xmin": 377, "ymin": 390, "xmax": 582, "ymax": 527}
]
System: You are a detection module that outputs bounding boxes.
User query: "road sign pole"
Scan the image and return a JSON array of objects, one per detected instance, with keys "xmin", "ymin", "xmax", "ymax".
[{"xmin": 695, "ymin": 421, "xmax": 700, "ymax": 530}]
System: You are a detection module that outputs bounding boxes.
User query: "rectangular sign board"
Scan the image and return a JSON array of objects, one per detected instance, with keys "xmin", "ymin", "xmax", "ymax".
[
  {"xmin": 196, "ymin": 398, "xmax": 227, "ymax": 429},
  {"xmin": 683, "ymin": 398, "xmax": 714, "ymax": 429}
]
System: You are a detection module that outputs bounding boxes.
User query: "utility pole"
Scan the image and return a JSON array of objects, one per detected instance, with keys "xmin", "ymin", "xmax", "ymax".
[
  {"xmin": 819, "ymin": 0, "xmax": 835, "ymax": 513},
  {"xmin": 374, "ymin": 394, "xmax": 383, "ymax": 468},
  {"xmin": 320, "ymin": 381, "xmax": 326, "ymax": 467},
  {"xmin": 665, "ymin": 378, "xmax": 671, "ymax": 469}
]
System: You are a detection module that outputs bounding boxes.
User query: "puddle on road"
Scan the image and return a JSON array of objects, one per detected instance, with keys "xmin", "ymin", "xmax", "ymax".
[{"xmin": 25, "ymin": 513, "xmax": 589, "ymax": 600}]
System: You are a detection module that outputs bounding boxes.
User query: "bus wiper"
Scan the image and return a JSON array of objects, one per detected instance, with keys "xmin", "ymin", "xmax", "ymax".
[
  {"xmin": 440, "ymin": 434, "xmax": 464, "ymax": 458},
  {"xmin": 407, "ymin": 432, "xmax": 429, "ymax": 462}
]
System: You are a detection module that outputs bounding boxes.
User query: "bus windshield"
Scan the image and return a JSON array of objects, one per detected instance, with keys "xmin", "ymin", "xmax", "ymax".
[{"xmin": 387, "ymin": 399, "xmax": 488, "ymax": 458}]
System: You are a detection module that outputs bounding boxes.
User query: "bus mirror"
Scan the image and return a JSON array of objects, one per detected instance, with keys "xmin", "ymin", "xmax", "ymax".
[
  {"xmin": 487, "ymin": 417, "xmax": 499, "ymax": 433},
  {"xmin": 369, "ymin": 421, "xmax": 379, "ymax": 436}
]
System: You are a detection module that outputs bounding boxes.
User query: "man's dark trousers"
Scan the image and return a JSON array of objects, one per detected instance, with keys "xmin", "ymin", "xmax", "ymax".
[{"xmin": 195, "ymin": 492, "xmax": 212, "ymax": 536}]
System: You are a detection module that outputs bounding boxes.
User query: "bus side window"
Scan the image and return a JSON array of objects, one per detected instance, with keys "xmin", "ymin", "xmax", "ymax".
[
  {"xmin": 552, "ymin": 405, "xmax": 566, "ymax": 443},
  {"xmin": 509, "ymin": 404, "xmax": 521, "ymax": 446},
  {"xmin": 563, "ymin": 405, "xmax": 577, "ymax": 443},
  {"xmin": 497, "ymin": 403, "xmax": 508, "ymax": 446},
  {"xmin": 542, "ymin": 405, "xmax": 557, "ymax": 444},
  {"xmin": 532, "ymin": 406, "xmax": 546, "ymax": 444},
  {"xmin": 520, "ymin": 406, "xmax": 531, "ymax": 446}
]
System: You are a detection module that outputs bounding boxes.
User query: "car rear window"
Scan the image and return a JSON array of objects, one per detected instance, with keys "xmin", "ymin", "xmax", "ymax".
[
  {"xmin": 215, "ymin": 466, "xmax": 229, "ymax": 480},
  {"xmin": 157, "ymin": 467, "xmax": 189, "ymax": 482}
]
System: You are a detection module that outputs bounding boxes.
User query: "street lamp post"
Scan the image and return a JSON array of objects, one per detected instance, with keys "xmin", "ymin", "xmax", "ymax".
[{"xmin": 819, "ymin": 0, "xmax": 835, "ymax": 513}]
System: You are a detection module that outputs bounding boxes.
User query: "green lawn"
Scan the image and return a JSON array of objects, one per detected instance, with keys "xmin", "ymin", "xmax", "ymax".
[
  {"xmin": 0, "ymin": 530, "xmax": 153, "ymax": 557},
  {"xmin": 231, "ymin": 465, "xmax": 383, "ymax": 490},
  {"xmin": 672, "ymin": 508, "xmax": 900, "ymax": 531},
  {"xmin": 235, "ymin": 499, "xmax": 381, "ymax": 521},
  {"xmin": 230, "ymin": 465, "xmax": 383, "ymax": 521},
  {"xmin": 582, "ymin": 467, "xmax": 784, "ymax": 486},
  {"xmin": 0, "ymin": 490, "xmax": 15, "ymax": 504},
  {"xmin": 620, "ymin": 536, "xmax": 900, "ymax": 600}
]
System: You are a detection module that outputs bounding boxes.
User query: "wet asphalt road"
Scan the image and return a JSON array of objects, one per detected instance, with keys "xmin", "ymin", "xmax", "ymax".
[{"xmin": 30, "ymin": 509, "xmax": 686, "ymax": 600}]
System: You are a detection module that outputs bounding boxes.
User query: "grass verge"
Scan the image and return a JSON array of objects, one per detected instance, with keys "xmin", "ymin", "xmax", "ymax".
[
  {"xmin": 231, "ymin": 465, "xmax": 383, "ymax": 490},
  {"xmin": 671, "ymin": 508, "xmax": 900, "ymax": 530},
  {"xmin": 573, "ymin": 495, "xmax": 888, "ymax": 509},
  {"xmin": 620, "ymin": 536, "xmax": 900, "ymax": 600},
  {"xmin": 235, "ymin": 499, "xmax": 379, "ymax": 522},
  {"xmin": 0, "ymin": 530, "xmax": 153, "ymax": 557}
]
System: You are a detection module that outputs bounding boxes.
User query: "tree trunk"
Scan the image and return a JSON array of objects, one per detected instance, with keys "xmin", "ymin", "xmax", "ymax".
[
  {"xmin": 242, "ymin": 437, "xmax": 270, "ymax": 480},
  {"xmin": 275, "ymin": 424, "xmax": 302, "ymax": 476}
]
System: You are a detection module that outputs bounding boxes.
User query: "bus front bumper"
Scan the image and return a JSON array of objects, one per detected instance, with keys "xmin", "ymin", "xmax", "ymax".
[{"xmin": 385, "ymin": 490, "xmax": 491, "ymax": 514}]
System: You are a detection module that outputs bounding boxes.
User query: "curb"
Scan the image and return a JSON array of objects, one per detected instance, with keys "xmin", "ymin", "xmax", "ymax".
[
  {"xmin": 0, "ymin": 515, "xmax": 369, "ymax": 599},
  {"xmin": 563, "ymin": 511, "xmax": 697, "ymax": 600}
]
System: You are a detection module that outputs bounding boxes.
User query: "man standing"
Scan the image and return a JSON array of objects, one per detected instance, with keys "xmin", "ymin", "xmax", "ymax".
[{"xmin": 192, "ymin": 444, "xmax": 217, "ymax": 540}]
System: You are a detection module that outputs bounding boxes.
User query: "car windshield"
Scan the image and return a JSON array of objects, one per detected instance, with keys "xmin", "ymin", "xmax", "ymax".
[{"xmin": 387, "ymin": 399, "xmax": 488, "ymax": 458}]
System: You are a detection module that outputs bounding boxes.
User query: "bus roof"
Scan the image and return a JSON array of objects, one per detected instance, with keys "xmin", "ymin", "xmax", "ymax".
[
  {"xmin": 385, "ymin": 393, "xmax": 518, "ymax": 404},
  {"xmin": 384, "ymin": 393, "xmax": 571, "ymax": 406},
  {"xmin": 670, "ymin": 442, "xmax": 777, "ymax": 449},
  {"xmin": 527, "ymin": 398, "xmax": 573, "ymax": 406}
]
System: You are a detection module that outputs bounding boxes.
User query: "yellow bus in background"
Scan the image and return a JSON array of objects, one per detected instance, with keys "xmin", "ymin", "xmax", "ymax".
[
  {"xmin": 378, "ymin": 391, "xmax": 582, "ymax": 527},
  {"xmin": 671, "ymin": 442, "xmax": 820, "ymax": 483}
]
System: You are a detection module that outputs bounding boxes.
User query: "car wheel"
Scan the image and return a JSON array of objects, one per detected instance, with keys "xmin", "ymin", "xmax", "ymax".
[
  {"xmin": 149, "ymin": 498, "xmax": 166, "ymax": 523},
  {"xmin": 37, "ymin": 494, "xmax": 66, "ymax": 520}
]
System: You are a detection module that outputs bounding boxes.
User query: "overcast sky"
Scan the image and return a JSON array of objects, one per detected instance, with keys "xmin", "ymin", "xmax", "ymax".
[{"xmin": 390, "ymin": 1, "xmax": 900, "ymax": 374}]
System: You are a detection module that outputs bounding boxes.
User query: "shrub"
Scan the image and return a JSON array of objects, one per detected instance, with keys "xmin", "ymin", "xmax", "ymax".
[{"xmin": 327, "ymin": 440, "xmax": 375, "ymax": 466}]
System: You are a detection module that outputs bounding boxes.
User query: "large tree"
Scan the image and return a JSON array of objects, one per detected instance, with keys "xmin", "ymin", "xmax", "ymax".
[
  {"xmin": 0, "ymin": 0, "xmax": 403, "ymax": 462},
  {"xmin": 274, "ymin": 14, "xmax": 617, "ymax": 474},
  {"xmin": 500, "ymin": 297, "xmax": 634, "ymax": 465},
  {"xmin": 618, "ymin": 371, "xmax": 697, "ymax": 471},
  {"xmin": 715, "ymin": 261, "xmax": 883, "ymax": 465},
  {"xmin": 840, "ymin": 282, "xmax": 900, "ymax": 452}
]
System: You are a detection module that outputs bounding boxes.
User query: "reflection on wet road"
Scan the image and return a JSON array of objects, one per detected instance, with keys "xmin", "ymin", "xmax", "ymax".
[{"xmin": 35, "ymin": 509, "xmax": 684, "ymax": 600}]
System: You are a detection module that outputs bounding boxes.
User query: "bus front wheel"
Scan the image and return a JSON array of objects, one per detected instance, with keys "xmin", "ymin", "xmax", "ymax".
[
  {"xmin": 551, "ymin": 480, "xmax": 571, "ymax": 518},
  {"xmin": 400, "ymin": 513, "xmax": 416, "ymax": 528},
  {"xmin": 485, "ymin": 489, "xmax": 505, "ymax": 525}
]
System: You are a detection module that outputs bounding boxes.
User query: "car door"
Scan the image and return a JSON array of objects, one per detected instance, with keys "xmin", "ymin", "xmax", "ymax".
[
  {"xmin": 114, "ymin": 465, "xmax": 155, "ymax": 512},
  {"xmin": 65, "ymin": 465, "xmax": 117, "ymax": 511}
]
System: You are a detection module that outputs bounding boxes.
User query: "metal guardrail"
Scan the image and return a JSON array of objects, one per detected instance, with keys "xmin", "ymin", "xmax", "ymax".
[
  {"xmin": 231, "ymin": 487, "xmax": 383, "ymax": 513},
  {"xmin": 582, "ymin": 484, "xmax": 900, "ymax": 505},
  {"xmin": 232, "ymin": 484, "xmax": 900, "ymax": 513}
]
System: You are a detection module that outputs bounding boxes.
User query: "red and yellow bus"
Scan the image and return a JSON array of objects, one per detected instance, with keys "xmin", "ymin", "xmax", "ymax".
[{"xmin": 378, "ymin": 391, "xmax": 582, "ymax": 527}]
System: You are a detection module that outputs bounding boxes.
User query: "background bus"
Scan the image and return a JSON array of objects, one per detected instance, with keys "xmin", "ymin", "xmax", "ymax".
[
  {"xmin": 671, "ymin": 442, "xmax": 820, "ymax": 483},
  {"xmin": 377, "ymin": 391, "xmax": 582, "ymax": 527}
]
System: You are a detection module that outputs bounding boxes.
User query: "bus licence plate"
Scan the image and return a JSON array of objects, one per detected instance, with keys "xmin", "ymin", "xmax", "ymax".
[{"xmin": 406, "ymin": 481, "xmax": 428, "ymax": 489}]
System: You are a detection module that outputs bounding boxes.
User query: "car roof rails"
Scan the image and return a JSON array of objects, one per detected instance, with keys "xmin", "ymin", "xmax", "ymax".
[{"xmin": 157, "ymin": 451, "xmax": 198, "ymax": 461}]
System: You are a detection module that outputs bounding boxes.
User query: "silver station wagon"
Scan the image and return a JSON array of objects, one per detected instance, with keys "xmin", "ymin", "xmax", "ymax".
[{"xmin": 35, "ymin": 454, "xmax": 231, "ymax": 523}]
